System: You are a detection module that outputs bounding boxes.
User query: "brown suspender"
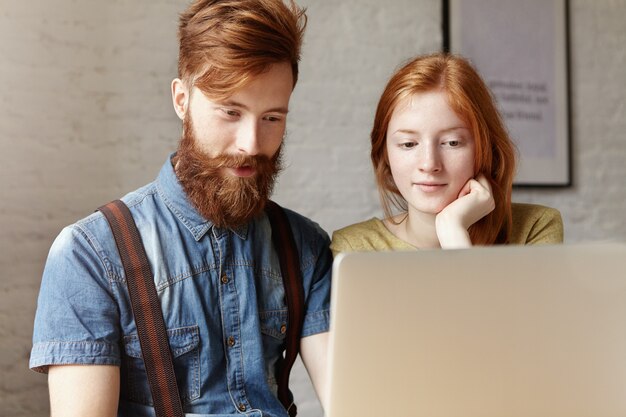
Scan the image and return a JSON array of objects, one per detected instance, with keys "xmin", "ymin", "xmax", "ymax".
[
  {"xmin": 99, "ymin": 200, "xmax": 185, "ymax": 417},
  {"xmin": 99, "ymin": 199, "xmax": 304, "ymax": 417},
  {"xmin": 265, "ymin": 200, "xmax": 304, "ymax": 417}
]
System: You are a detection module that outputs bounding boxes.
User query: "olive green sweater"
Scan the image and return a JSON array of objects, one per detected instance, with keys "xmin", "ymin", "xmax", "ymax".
[{"xmin": 330, "ymin": 203, "xmax": 563, "ymax": 257}]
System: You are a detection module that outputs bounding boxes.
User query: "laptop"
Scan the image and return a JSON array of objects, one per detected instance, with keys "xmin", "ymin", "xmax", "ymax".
[{"xmin": 326, "ymin": 243, "xmax": 626, "ymax": 417}]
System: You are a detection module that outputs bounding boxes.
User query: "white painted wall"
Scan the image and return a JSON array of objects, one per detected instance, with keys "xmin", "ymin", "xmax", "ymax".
[{"xmin": 1, "ymin": 1, "xmax": 625, "ymax": 415}]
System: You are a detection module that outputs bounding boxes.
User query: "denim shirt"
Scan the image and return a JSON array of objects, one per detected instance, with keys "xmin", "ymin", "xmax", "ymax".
[{"xmin": 30, "ymin": 155, "xmax": 332, "ymax": 417}]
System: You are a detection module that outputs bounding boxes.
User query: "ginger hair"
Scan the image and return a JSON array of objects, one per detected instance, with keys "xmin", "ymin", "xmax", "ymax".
[
  {"xmin": 371, "ymin": 53, "xmax": 517, "ymax": 244},
  {"xmin": 177, "ymin": 0, "xmax": 307, "ymax": 99}
]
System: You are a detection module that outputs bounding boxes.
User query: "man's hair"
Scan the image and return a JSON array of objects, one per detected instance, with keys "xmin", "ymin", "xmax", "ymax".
[
  {"xmin": 370, "ymin": 53, "xmax": 517, "ymax": 245},
  {"xmin": 178, "ymin": 0, "xmax": 307, "ymax": 99}
]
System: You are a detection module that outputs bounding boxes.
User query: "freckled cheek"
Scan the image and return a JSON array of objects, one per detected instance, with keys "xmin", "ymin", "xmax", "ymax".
[
  {"xmin": 449, "ymin": 182, "xmax": 468, "ymax": 200},
  {"xmin": 388, "ymin": 159, "xmax": 414, "ymax": 189},
  {"xmin": 451, "ymin": 161, "xmax": 476, "ymax": 195},
  {"xmin": 449, "ymin": 152, "xmax": 475, "ymax": 177}
]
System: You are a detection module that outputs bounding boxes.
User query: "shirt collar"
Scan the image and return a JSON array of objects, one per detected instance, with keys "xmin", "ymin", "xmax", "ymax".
[{"xmin": 156, "ymin": 153, "xmax": 249, "ymax": 241}]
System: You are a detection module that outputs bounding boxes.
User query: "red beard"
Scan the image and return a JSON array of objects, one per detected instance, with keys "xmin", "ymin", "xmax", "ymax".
[{"xmin": 173, "ymin": 116, "xmax": 283, "ymax": 229}]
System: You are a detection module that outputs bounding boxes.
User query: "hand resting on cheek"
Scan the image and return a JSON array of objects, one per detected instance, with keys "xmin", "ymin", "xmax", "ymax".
[{"xmin": 435, "ymin": 174, "xmax": 495, "ymax": 248}]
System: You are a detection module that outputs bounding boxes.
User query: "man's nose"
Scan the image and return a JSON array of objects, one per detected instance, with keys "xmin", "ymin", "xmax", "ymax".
[{"xmin": 235, "ymin": 120, "xmax": 260, "ymax": 156}]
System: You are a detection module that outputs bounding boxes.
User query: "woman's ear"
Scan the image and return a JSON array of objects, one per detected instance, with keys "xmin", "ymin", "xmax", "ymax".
[{"xmin": 171, "ymin": 78, "xmax": 188, "ymax": 120}]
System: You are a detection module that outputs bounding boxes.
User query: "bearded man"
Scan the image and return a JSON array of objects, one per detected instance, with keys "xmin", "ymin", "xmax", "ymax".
[{"xmin": 29, "ymin": 1, "xmax": 331, "ymax": 416}]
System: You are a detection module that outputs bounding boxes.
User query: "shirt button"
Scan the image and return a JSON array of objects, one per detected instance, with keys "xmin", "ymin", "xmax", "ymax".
[
  {"xmin": 227, "ymin": 336, "xmax": 236, "ymax": 347},
  {"xmin": 280, "ymin": 324, "xmax": 287, "ymax": 334},
  {"xmin": 238, "ymin": 403, "xmax": 246, "ymax": 412},
  {"xmin": 221, "ymin": 274, "xmax": 229, "ymax": 284}
]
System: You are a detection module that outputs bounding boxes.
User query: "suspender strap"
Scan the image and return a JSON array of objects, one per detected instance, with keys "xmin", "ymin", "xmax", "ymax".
[
  {"xmin": 265, "ymin": 200, "xmax": 305, "ymax": 417},
  {"xmin": 98, "ymin": 200, "xmax": 184, "ymax": 417},
  {"xmin": 99, "ymin": 199, "xmax": 303, "ymax": 417}
]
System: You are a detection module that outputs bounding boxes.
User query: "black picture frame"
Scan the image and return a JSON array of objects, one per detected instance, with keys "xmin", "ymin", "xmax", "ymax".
[{"xmin": 443, "ymin": 0, "xmax": 572, "ymax": 187}]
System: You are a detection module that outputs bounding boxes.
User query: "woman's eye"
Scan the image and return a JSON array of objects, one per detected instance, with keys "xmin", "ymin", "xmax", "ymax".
[
  {"xmin": 443, "ymin": 140, "xmax": 460, "ymax": 147},
  {"xmin": 263, "ymin": 115, "xmax": 282, "ymax": 122},
  {"xmin": 401, "ymin": 142, "xmax": 417, "ymax": 149}
]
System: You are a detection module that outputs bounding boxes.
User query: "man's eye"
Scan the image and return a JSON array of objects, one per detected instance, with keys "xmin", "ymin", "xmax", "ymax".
[
  {"xmin": 222, "ymin": 109, "xmax": 239, "ymax": 117},
  {"xmin": 264, "ymin": 115, "xmax": 282, "ymax": 122}
]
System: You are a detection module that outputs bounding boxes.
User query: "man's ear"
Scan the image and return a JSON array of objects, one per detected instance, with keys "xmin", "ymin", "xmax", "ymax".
[{"xmin": 171, "ymin": 78, "xmax": 188, "ymax": 120}]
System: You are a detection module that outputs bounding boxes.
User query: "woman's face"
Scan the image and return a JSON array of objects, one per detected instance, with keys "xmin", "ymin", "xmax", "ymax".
[{"xmin": 386, "ymin": 90, "xmax": 475, "ymax": 215}]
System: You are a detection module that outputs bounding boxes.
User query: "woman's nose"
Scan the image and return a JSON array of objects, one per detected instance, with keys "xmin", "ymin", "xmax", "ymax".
[{"xmin": 417, "ymin": 145, "xmax": 442, "ymax": 173}]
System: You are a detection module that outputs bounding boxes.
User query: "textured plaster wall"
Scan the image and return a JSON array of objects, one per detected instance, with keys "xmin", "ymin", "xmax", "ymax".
[{"xmin": 1, "ymin": 1, "xmax": 625, "ymax": 416}]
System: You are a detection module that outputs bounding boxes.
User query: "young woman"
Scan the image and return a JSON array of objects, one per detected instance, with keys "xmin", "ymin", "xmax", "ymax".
[{"xmin": 331, "ymin": 53, "xmax": 563, "ymax": 255}]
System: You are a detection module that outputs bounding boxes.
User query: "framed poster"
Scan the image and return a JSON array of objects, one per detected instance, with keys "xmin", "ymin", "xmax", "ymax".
[{"xmin": 443, "ymin": 0, "xmax": 571, "ymax": 186}]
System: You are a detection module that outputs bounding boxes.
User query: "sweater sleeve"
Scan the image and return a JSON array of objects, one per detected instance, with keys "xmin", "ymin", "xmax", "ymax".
[
  {"xmin": 524, "ymin": 206, "xmax": 564, "ymax": 244},
  {"xmin": 330, "ymin": 230, "xmax": 355, "ymax": 257}
]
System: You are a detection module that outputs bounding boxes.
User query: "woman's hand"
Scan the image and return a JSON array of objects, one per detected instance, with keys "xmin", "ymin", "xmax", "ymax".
[{"xmin": 435, "ymin": 174, "xmax": 495, "ymax": 248}]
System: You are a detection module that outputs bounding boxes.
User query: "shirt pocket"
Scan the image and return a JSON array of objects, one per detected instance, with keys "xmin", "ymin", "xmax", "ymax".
[
  {"xmin": 259, "ymin": 310, "xmax": 288, "ymax": 392},
  {"xmin": 122, "ymin": 325, "xmax": 200, "ymax": 406},
  {"xmin": 260, "ymin": 310, "xmax": 289, "ymax": 340}
]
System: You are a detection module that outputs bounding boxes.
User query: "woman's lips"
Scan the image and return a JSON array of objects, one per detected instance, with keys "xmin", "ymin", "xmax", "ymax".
[{"xmin": 414, "ymin": 182, "xmax": 446, "ymax": 192}]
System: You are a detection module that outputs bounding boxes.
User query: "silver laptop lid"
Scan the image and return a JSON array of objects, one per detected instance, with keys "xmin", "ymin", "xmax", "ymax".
[{"xmin": 326, "ymin": 243, "xmax": 626, "ymax": 417}]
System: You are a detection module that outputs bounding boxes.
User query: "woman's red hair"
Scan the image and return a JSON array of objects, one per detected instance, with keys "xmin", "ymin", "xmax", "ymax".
[{"xmin": 371, "ymin": 53, "xmax": 517, "ymax": 244}]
